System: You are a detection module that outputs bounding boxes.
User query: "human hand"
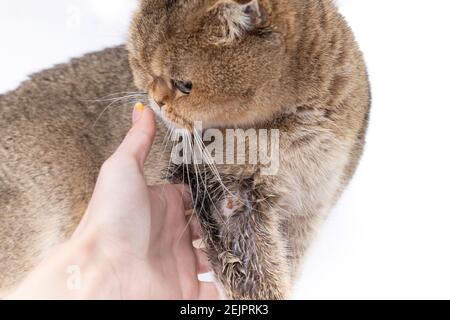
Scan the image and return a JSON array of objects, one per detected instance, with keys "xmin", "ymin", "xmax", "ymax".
[{"xmin": 8, "ymin": 104, "xmax": 218, "ymax": 300}]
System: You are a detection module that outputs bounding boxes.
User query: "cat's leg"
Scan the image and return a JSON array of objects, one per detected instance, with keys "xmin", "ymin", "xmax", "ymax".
[
  {"xmin": 170, "ymin": 163, "xmax": 324, "ymax": 299},
  {"xmin": 203, "ymin": 156, "xmax": 353, "ymax": 298},
  {"xmin": 187, "ymin": 174, "xmax": 292, "ymax": 300},
  {"xmin": 169, "ymin": 124, "xmax": 355, "ymax": 299},
  {"xmin": 281, "ymin": 214, "xmax": 324, "ymax": 284}
]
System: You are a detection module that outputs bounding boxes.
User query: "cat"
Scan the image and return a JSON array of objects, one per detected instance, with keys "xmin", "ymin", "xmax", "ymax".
[{"xmin": 0, "ymin": 0, "xmax": 370, "ymax": 299}]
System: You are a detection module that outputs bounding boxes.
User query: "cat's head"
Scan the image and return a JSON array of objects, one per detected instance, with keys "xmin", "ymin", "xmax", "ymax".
[{"xmin": 128, "ymin": 0, "xmax": 294, "ymax": 130}]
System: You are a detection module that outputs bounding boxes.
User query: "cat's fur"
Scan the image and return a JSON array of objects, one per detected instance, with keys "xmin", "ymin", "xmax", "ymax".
[{"xmin": 0, "ymin": 0, "xmax": 370, "ymax": 299}]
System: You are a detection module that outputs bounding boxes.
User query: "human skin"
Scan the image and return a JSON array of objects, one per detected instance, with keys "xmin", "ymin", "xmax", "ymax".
[{"xmin": 7, "ymin": 105, "xmax": 218, "ymax": 300}]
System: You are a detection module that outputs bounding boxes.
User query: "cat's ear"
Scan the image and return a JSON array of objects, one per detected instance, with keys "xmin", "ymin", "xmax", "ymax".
[{"xmin": 208, "ymin": 0, "xmax": 270, "ymax": 44}]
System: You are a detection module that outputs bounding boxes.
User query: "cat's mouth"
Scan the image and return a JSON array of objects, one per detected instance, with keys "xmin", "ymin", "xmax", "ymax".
[{"xmin": 148, "ymin": 99, "xmax": 194, "ymax": 132}]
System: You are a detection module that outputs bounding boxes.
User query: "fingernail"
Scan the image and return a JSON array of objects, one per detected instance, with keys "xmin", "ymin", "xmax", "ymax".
[
  {"xmin": 193, "ymin": 239, "xmax": 206, "ymax": 249},
  {"xmin": 132, "ymin": 103, "xmax": 145, "ymax": 124}
]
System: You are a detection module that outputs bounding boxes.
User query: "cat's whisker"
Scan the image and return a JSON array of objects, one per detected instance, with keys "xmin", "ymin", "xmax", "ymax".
[
  {"xmin": 186, "ymin": 133, "xmax": 202, "ymax": 212},
  {"xmin": 182, "ymin": 132, "xmax": 196, "ymax": 209},
  {"xmin": 177, "ymin": 132, "xmax": 227, "ymax": 250},
  {"xmin": 189, "ymin": 136, "xmax": 214, "ymax": 225},
  {"xmin": 90, "ymin": 95, "xmax": 147, "ymax": 129},
  {"xmin": 172, "ymin": 133, "xmax": 220, "ymax": 251},
  {"xmin": 88, "ymin": 94, "xmax": 147, "ymax": 103},
  {"xmin": 89, "ymin": 93, "xmax": 147, "ymax": 104},
  {"xmin": 149, "ymin": 129, "xmax": 177, "ymax": 213},
  {"xmin": 157, "ymin": 126, "xmax": 174, "ymax": 164},
  {"xmin": 91, "ymin": 100, "xmax": 128, "ymax": 128},
  {"xmin": 86, "ymin": 91, "xmax": 147, "ymax": 102},
  {"xmin": 192, "ymin": 131, "xmax": 233, "ymax": 197},
  {"xmin": 192, "ymin": 130, "xmax": 292, "ymax": 217},
  {"xmin": 191, "ymin": 131, "xmax": 229, "ymax": 227},
  {"xmin": 174, "ymin": 133, "xmax": 199, "ymax": 244}
]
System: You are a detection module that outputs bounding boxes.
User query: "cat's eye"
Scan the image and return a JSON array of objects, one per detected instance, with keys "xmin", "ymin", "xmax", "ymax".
[{"xmin": 173, "ymin": 80, "xmax": 193, "ymax": 95}]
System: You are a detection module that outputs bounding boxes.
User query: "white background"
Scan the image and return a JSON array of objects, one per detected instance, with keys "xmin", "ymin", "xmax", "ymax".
[{"xmin": 1, "ymin": 0, "xmax": 450, "ymax": 299}]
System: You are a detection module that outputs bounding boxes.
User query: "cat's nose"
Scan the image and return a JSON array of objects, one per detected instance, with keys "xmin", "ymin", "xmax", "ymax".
[
  {"xmin": 154, "ymin": 99, "xmax": 165, "ymax": 108},
  {"xmin": 149, "ymin": 77, "xmax": 175, "ymax": 108}
]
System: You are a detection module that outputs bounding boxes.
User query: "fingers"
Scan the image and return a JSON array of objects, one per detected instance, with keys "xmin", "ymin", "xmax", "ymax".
[
  {"xmin": 188, "ymin": 214, "xmax": 209, "ymax": 274},
  {"xmin": 195, "ymin": 248, "xmax": 210, "ymax": 274},
  {"xmin": 188, "ymin": 214, "xmax": 202, "ymax": 240},
  {"xmin": 115, "ymin": 104, "xmax": 156, "ymax": 168},
  {"xmin": 150, "ymin": 184, "xmax": 192, "ymax": 210},
  {"xmin": 149, "ymin": 184, "xmax": 212, "ymax": 279},
  {"xmin": 193, "ymin": 239, "xmax": 206, "ymax": 249},
  {"xmin": 172, "ymin": 184, "xmax": 194, "ymax": 210},
  {"xmin": 197, "ymin": 282, "xmax": 220, "ymax": 300},
  {"xmin": 147, "ymin": 184, "xmax": 192, "ymax": 223}
]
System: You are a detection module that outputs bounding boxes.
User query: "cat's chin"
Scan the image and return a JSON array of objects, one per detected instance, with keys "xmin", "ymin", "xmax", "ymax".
[
  {"xmin": 148, "ymin": 99, "xmax": 194, "ymax": 132},
  {"xmin": 160, "ymin": 113, "xmax": 190, "ymax": 132}
]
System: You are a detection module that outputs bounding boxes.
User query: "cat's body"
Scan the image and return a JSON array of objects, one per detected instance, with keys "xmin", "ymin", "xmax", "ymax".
[{"xmin": 0, "ymin": 0, "xmax": 370, "ymax": 299}]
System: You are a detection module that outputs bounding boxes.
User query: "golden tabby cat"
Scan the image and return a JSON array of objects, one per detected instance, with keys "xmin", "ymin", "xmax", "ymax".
[{"xmin": 0, "ymin": 0, "xmax": 370, "ymax": 299}]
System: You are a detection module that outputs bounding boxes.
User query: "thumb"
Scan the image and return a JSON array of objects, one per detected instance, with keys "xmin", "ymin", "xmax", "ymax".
[{"xmin": 115, "ymin": 103, "xmax": 156, "ymax": 167}]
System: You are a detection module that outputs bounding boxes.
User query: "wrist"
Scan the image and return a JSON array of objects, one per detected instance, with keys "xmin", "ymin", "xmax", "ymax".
[
  {"xmin": 62, "ymin": 232, "xmax": 122, "ymax": 299},
  {"xmin": 8, "ymin": 235, "xmax": 118, "ymax": 300}
]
